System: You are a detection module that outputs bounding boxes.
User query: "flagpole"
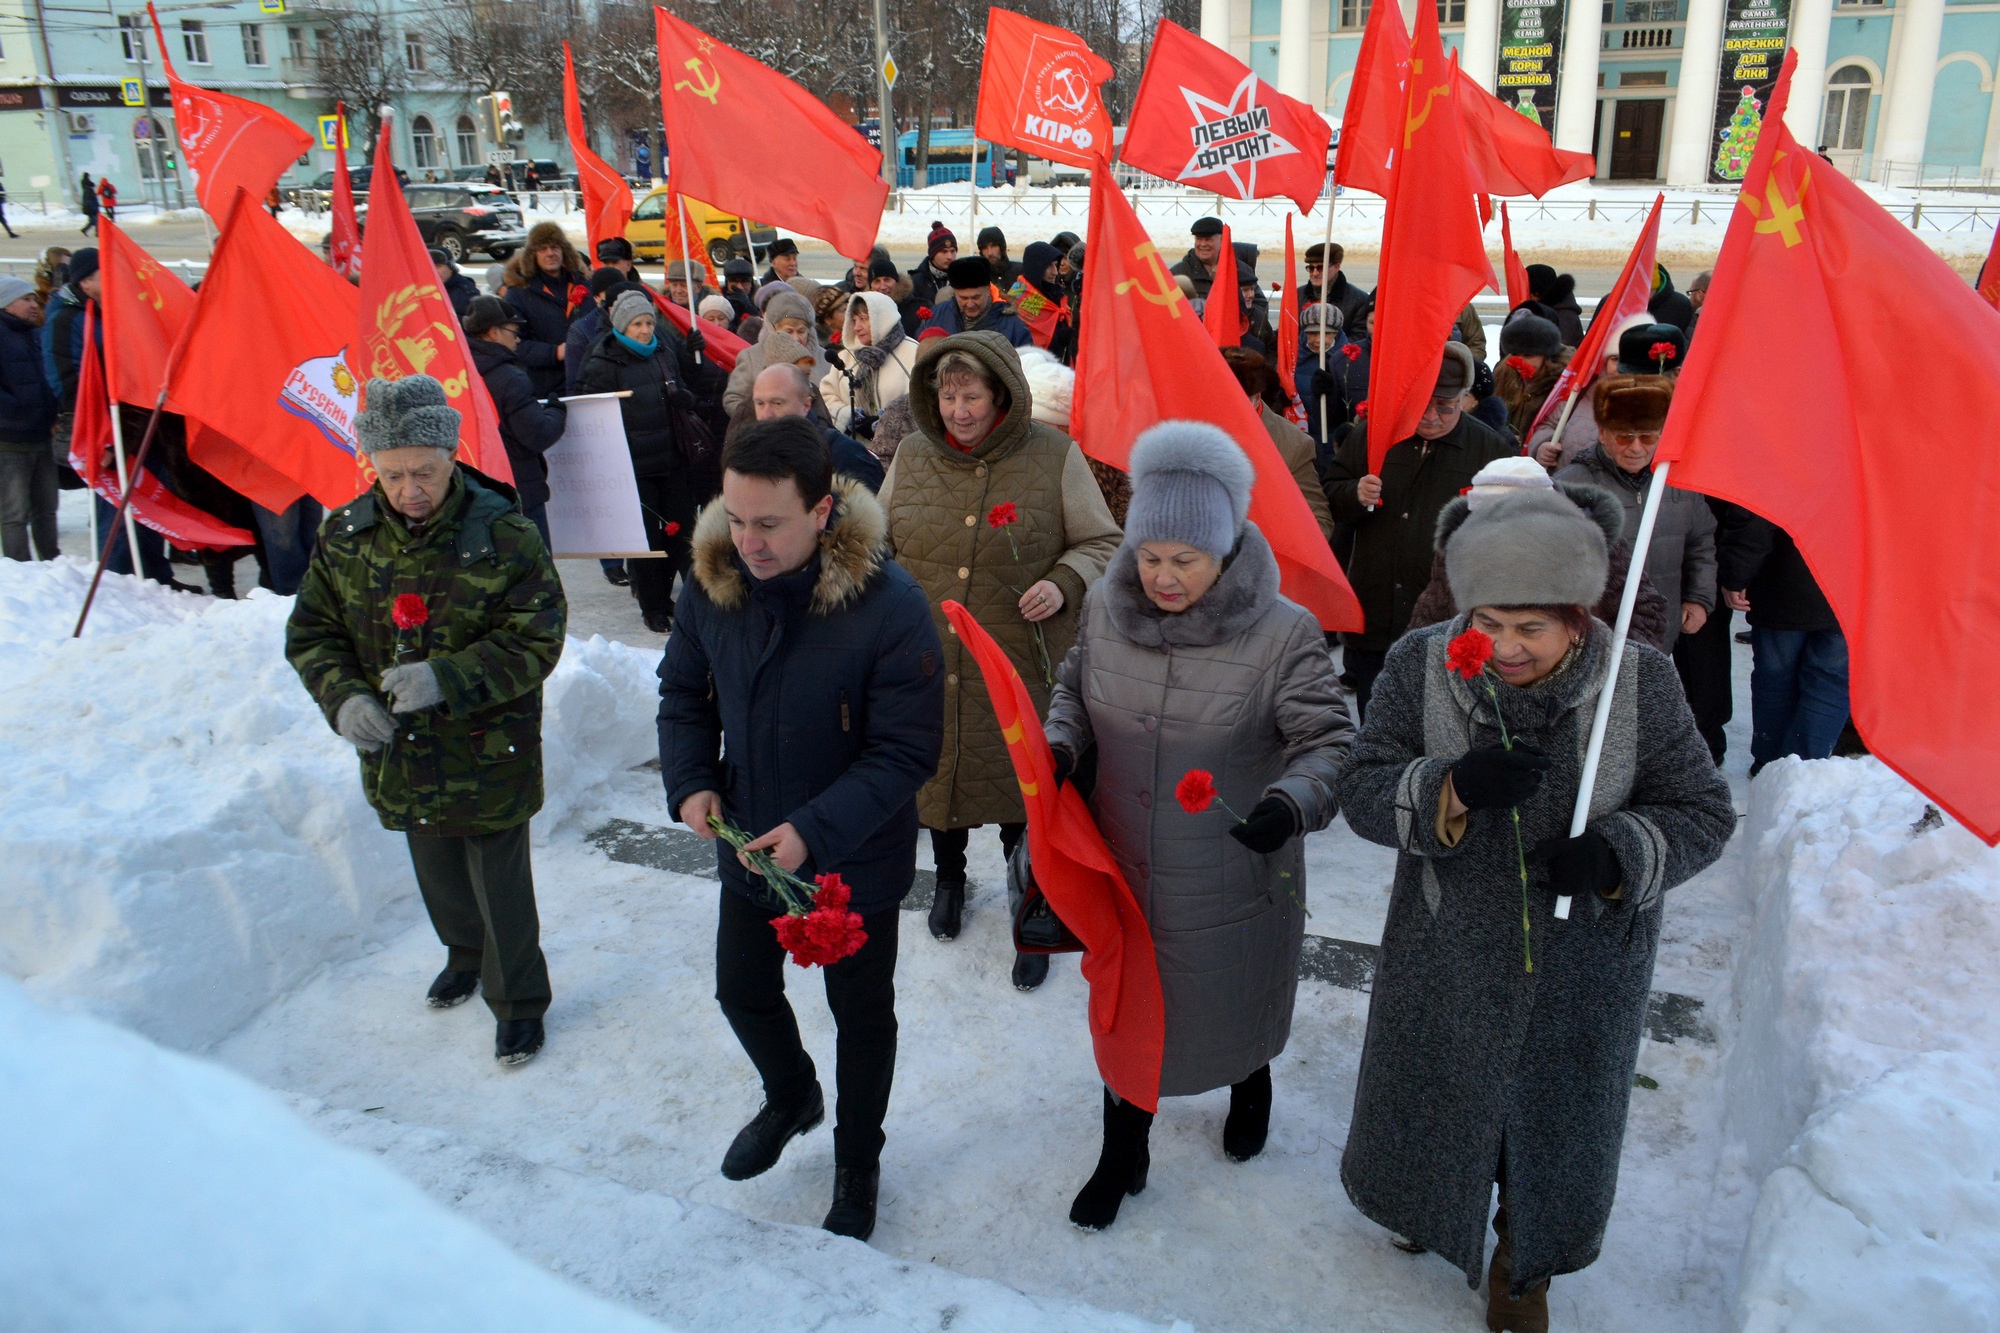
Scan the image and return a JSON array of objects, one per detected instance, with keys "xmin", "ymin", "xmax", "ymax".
[
  {"xmin": 1317, "ymin": 169, "xmax": 1337, "ymax": 449},
  {"xmin": 1559, "ymin": 457, "xmax": 1672, "ymax": 920},
  {"xmin": 969, "ymin": 138, "xmax": 979, "ymax": 228},
  {"xmin": 1539, "ymin": 387, "xmax": 1583, "ymax": 464},
  {"xmin": 675, "ymin": 194, "xmax": 703, "ymax": 365},
  {"xmin": 74, "ymin": 389, "xmax": 171, "ymax": 638},
  {"xmin": 107, "ymin": 380, "xmax": 144, "ymax": 580}
]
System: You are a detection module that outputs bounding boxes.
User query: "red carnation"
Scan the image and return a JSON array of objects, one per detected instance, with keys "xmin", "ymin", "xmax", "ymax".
[
  {"xmin": 1446, "ymin": 627, "xmax": 1495, "ymax": 680},
  {"xmin": 917, "ymin": 305, "xmax": 933, "ymax": 319},
  {"xmin": 1341, "ymin": 343, "xmax": 1362, "ymax": 362},
  {"xmin": 1503, "ymin": 355, "xmax": 1537, "ymax": 377},
  {"xmin": 1354, "ymin": 400, "xmax": 1370, "ymax": 420},
  {"xmin": 987, "ymin": 501, "xmax": 1018, "ymax": 529},
  {"xmin": 391, "ymin": 593, "xmax": 429, "ymax": 631},
  {"xmin": 770, "ymin": 873, "xmax": 866, "ymax": 968},
  {"xmin": 664, "ymin": 521, "xmax": 681, "ymax": 537},
  {"xmin": 1649, "ymin": 340, "xmax": 1678, "ymax": 364},
  {"xmin": 1176, "ymin": 768, "xmax": 1218, "ymax": 814}
]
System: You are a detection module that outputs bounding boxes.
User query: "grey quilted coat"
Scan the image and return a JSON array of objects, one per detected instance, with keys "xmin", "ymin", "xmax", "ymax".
[{"xmin": 1044, "ymin": 526, "xmax": 1355, "ymax": 1096}]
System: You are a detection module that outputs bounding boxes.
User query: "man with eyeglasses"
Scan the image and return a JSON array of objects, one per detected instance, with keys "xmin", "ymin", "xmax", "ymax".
[
  {"xmin": 1301, "ymin": 242, "xmax": 1372, "ymax": 337},
  {"xmin": 1324, "ymin": 342, "xmax": 1518, "ymax": 716}
]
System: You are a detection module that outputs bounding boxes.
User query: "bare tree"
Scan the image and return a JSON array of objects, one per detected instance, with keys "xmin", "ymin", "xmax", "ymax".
[{"xmin": 295, "ymin": 0, "xmax": 411, "ymax": 148}]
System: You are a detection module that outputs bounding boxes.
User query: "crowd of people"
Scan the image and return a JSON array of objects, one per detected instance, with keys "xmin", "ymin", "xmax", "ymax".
[{"xmin": 0, "ymin": 207, "xmax": 1863, "ymax": 1332}]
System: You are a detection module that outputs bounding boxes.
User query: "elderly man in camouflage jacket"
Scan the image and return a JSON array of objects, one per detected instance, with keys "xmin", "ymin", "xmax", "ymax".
[{"xmin": 286, "ymin": 375, "xmax": 568, "ymax": 1067}]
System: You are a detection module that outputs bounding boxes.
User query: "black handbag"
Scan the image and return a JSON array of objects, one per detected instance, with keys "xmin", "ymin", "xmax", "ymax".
[
  {"xmin": 668, "ymin": 384, "xmax": 721, "ymax": 493},
  {"xmin": 1009, "ymin": 836, "xmax": 1085, "ymax": 955}
]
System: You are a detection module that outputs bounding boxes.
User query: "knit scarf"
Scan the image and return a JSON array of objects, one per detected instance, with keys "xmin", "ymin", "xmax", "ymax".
[
  {"xmin": 614, "ymin": 328, "xmax": 658, "ymax": 357},
  {"xmin": 847, "ymin": 318, "xmax": 905, "ymax": 374}
]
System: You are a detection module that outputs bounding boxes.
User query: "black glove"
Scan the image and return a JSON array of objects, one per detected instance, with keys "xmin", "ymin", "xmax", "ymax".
[
  {"xmin": 1449, "ymin": 744, "xmax": 1550, "ymax": 810},
  {"xmin": 1051, "ymin": 745, "xmax": 1075, "ymax": 790},
  {"xmin": 1229, "ymin": 795, "xmax": 1298, "ymax": 855},
  {"xmin": 681, "ymin": 320, "xmax": 706, "ymax": 356},
  {"xmin": 1530, "ymin": 829, "xmax": 1624, "ymax": 904}
]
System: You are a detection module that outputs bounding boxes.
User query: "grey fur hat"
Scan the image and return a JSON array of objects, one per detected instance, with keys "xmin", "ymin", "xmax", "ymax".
[
  {"xmin": 1125, "ymin": 420, "xmax": 1255, "ymax": 558},
  {"xmin": 1436, "ymin": 482, "xmax": 1624, "ymax": 612},
  {"xmin": 1498, "ymin": 311, "xmax": 1562, "ymax": 360},
  {"xmin": 353, "ymin": 374, "xmax": 460, "ymax": 455}
]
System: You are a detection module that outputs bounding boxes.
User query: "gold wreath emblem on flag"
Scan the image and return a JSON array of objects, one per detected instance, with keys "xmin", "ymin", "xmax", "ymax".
[
  {"xmin": 675, "ymin": 56, "xmax": 721, "ymax": 105},
  {"xmin": 1114, "ymin": 241, "xmax": 1185, "ymax": 317}
]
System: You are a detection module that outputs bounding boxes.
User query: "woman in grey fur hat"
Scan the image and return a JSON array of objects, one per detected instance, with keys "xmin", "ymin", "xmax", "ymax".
[
  {"xmin": 1335, "ymin": 481, "xmax": 1733, "ymax": 1331},
  {"xmin": 1042, "ymin": 420, "xmax": 1353, "ymax": 1233}
]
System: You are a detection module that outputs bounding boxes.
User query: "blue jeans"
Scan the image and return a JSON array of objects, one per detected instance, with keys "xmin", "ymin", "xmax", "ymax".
[
  {"xmin": 252, "ymin": 496, "xmax": 323, "ymax": 595},
  {"xmin": 1749, "ymin": 628, "xmax": 1850, "ymax": 770}
]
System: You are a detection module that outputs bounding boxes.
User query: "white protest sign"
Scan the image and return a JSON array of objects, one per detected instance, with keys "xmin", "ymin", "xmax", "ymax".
[{"xmin": 545, "ymin": 393, "xmax": 656, "ymax": 559}]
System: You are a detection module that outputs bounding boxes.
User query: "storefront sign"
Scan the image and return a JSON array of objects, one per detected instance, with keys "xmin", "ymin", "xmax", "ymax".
[
  {"xmin": 1497, "ymin": 0, "xmax": 1568, "ymax": 138},
  {"xmin": 1708, "ymin": 0, "xmax": 1792, "ymax": 183},
  {"xmin": 0, "ymin": 87, "xmax": 45, "ymax": 112}
]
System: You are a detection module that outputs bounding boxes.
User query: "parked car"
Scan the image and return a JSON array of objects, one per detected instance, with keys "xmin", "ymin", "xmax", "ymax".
[
  {"xmin": 355, "ymin": 182, "xmax": 528, "ymax": 261},
  {"xmin": 625, "ymin": 185, "xmax": 776, "ymax": 266},
  {"xmin": 307, "ymin": 165, "xmax": 409, "ymax": 196}
]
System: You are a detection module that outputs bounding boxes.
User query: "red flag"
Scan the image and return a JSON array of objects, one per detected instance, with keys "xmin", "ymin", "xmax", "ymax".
[
  {"xmin": 1528, "ymin": 193, "xmax": 1662, "ymax": 436},
  {"xmin": 97, "ymin": 219, "xmax": 197, "ymax": 409},
  {"xmin": 1364, "ymin": 27, "xmax": 1496, "ymax": 474},
  {"xmin": 942, "ymin": 599, "xmax": 1164, "ymax": 1111},
  {"xmin": 974, "ymin": 9, "xmax": 1115, "ymax": 170},
  {"xmin": 1121, "ymin": 20, "xmax": 1333, "ymax": 213},
  {"xmin": 1202, "ymin": 222, "xmax": 1246, "ymax": 349},
  {"xmin": 1333, "ymin": 0, "xmax": 1411, "ymax": 197},
  {"xmin": 1455, "ymin": 68, "xmax": 1596, "ymax": 197},
  {"xmin": 1978, "ymin": 220, "xmax": 2000, "ymax": 309},
  {"xmin": 1072, "ymin": 166, "xmax": 1362, "ymax": 631},
  {"xmin": 355, "ymin": 116, "xmax": 511, "ymax": 487},
  {"xmin": 655, "ymin": 8, "xmax": 886, "ymax": 260},
  {"xmin": 167, "ymin": 191, "xmax": 367, "ymax": 509},
  {"xmin": 327, "ymin": 105, "xmax": 361, "ymax": 280},
  {"xmin": 1657, "ymin": 49, "xmax": 2000, "ymax": 843},
  {"xmin": 72, "ymin": 305, "xmax": 255, "ymax": 549},
  {"xmin": 563, "ymin": 43, "xmax": 634, "ymax": 254},
  {"xmin": 659, "ymin": 184, "xmax": 720, "ymax": 288},
  {"xmin": 652, "ymin": 292, "xmax": 745, "ymax": 372},
  {"xmin": 147, "ymin": 1, "xmax": 313, "ymax": 221},
  {"xmin": 1500, "ymin": 202, "xmax": 1528, "ymax": 309},
  {"xmin": 1277, "ymin": 215, "xmax": 1300, "ymax": 399}
]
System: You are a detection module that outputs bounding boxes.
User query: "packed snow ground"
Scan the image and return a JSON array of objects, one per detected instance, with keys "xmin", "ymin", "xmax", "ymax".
[{"xmin": 3, "ymin": 539, "xmax": 1996, "ymax": 1330}]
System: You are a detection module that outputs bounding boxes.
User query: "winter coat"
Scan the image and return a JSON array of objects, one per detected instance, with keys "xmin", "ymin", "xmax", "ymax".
[
  {"xmin": 1525, "ymin": 386, "xmax": 1597, "ymax": 468},
  {"xmin": 442, "ymin": 271, "xmax": 480, "ymax": 318},
  {"xmin": 657, "ymin": 479, "xmax": 944, "ymax": 916},
  {"xmin": 1322, "ymin": 270, "xmax": 1373, "ymax": 337},
  {"xmin": 821, "ymin": 292, "xmax": 918, "ymax": 434},
  {"xmin": 1555, "ymin": 447, "xmax": 1717, "ymax": 649},
  {"xmin": 1259, "ymin": 403, "xmax": 1336, "ymax": 542},
  {"xmin": 285, "ymin": 468, "xmax": 567, "ymax": 838},
  {"xmin": 819, "ymin": 420, "xmax": 884, "ymax": 493},
  {"xmin": 1169, "ymin": 246, "xmax": 1271, "ymax": 330},
  {"xmin": 502, "ymin": 266, "xmax": 589, "ymax": 396},
  {"xmin": 1406, "ymin": 537, "xmax": 1674, "ymax": 653},
  {"xmin": 575, "ymin": 326, "xmax": 698, "ymax": 479},
  {"xmin": 903, "ymin": 261, "xmax": 951, "ymax": 334},
  {"xmin": 880, "ymin": 331, "xmax": 1123, "ymax": 830},
  {"xmin": 1540, "ymin": 277, "xmax": 1586, "ymax": 345},
  {"xmin": 1045, "ymin": 527, "xmax": 1353, "ymax": 1095},
  {"xmin": 1453, "ymin": 304, "xmax": 1487, "ymax": 362},
  {"xmin": 1335, "ymin": 339, "xmax": 1371, "ymax": 421},
  {"xmin": 1337, "ymin": 617, "xmax": 1733, "ymax": 1293},
  {"xmin": 1324, "ymin": 414, "xmax": 1520, "ymax": 652},
  {"xmin": 0, "ymin": 309, "xmax": 56, "ymax": 446},
  {"xmin": 918, "ymin": 297, "xmax": 1034, "ymax": 348},
  {"xmin": 1497, "ymin": 348, "xmax": 1571, "ymax": 440},
  {"xmin": 722, "ymin": 322, "xmax": 831, "ymax": 428},
  {"xmin": 1715, "ymin": 503, "xmax": 1837, "ymax": 632},
  {"xmin": 40, "ymin": 284, "xmax": 89, "ymax": 412},
  {"xmin": 468, "ymin": 336, "xmax": 566, "ymax": 510},
  {"xmin": 1295, "ymin": 355, "xmax": 1348, "ymax": 467},
  {"xmin": 564, "ymin": 302, "xmax": 603, "ymax": 394}
]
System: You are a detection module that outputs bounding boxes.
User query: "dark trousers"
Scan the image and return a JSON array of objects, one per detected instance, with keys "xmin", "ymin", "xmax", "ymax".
[
  {"xmin": 251, "ymin": 495, "xmax": 322, "ymax": 595},
  {"xmin": 1749, "ymin": 627, "xmax": 1851, "ymax": 771},
  {"xmin": 628, "ymin": 470, "xmax": 698, "ymax": 620},
  {"xmin": 0, "ymin": 446, "xmax": 59, "ymax": 560},
  {"xmin": 928, "ymin": 823, "xmax": 1024, "ymax": 882},
  {"xmin": 714, "ymin": 885, "xmax": 901, "ymax": 1166},
  {"xmin": 522, "ymin": 502, "xmax": 551, "ymax": 551},
  {"xmin": 1344, "ymin": 646, "xmax": 1389, "ymax": 721},
  {"xmin": 405, "ymin": 822, "xmax": 551, "ymax": 1021},
  {"xmin": 1673, "ymin": 605, "xmax": 1734, "ymax": 765}
]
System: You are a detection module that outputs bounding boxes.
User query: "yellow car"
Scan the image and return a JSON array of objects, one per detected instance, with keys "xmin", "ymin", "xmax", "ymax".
[{"xmin": 627, "ymin": 186, "xmax": 778, "ymax": 266}]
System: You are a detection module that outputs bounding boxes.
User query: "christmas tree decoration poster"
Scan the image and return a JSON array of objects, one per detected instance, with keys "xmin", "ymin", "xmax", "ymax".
[
  {"xmin": 1498, "ymin": 0, "xmax": 1569, "ymax": 138},
  {"xmin": 1709, "ymin": 0, "xmax": 1791, "ymax": 184}
]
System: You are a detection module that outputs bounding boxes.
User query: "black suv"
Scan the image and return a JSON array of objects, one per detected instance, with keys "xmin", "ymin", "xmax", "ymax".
[{"xmin": 357, "ymin": 182, "xmax": 528, "ymax": 262}]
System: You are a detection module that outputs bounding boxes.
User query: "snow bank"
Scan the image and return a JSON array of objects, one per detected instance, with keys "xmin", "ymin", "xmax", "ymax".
[
  {"xmin": 1721, "ymin": 758, "xmax": 2000, "ymax": 1330},
  {"xmin": 0, "ymin": 974, "xmax": 670, "ymax": 1331},
  {"xmin": 0, "ymin": 559, "xmax": 660, "ymax": 1052}
]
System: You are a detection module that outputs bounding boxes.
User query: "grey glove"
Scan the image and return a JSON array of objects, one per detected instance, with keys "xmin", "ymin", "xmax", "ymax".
[
  {"xmin": 380, "ymin": 661, "xmax": 444, "ymax": 713},
  {"xmin": 335, "ymin": 693, "xmax": 396, "ymax": 751}
]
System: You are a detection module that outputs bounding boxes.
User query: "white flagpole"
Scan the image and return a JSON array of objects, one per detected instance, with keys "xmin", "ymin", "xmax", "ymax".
[
  {"xmin": 1316, "ymin": 171, "xmax": 1338, "ymax": 449},
  {"xmin": 1537, "ymin": 388, "xmax": 1584, "ymax": 465},
  {"xmin": 674, "ymin": 194, "xmax": 703, "ymax": 365},
  {"xmin": 969, "ymin": 139, "xmax": 979, "ymax": 228},
  {"xmin": 1558, "ymin": 458, "xmax": 1673, "ymax": 920},
  {"xmin": 107, "ymin": 392, "xmax": 143, "ymax": 576}
]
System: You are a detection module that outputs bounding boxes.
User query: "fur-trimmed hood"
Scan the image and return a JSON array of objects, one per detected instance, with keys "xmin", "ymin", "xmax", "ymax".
[
  {"xmin": 691, "ymin": 476, "xmax": 889, "ymax": 616},
  {"xmin": 1099, "ymin": 523, "xmax": 1283, "ymax": 649}
]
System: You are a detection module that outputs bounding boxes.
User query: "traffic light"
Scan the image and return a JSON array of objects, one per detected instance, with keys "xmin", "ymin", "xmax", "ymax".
[{"xmin": 477, "ymin": 91, "xmax": 524, "ymax": 144}]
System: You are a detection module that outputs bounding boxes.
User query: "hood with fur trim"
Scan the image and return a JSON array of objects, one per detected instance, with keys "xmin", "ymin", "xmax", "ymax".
[{"xmin": 691, "ymin": 476, "xmax": 889, "ymax": 616}]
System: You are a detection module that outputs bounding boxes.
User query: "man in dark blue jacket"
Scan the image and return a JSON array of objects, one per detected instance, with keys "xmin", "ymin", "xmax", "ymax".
[
  {"xmin": 0, "ymin": 275, "xmax": 59, "ymax": 559},
  {"xmin": 918, "ymin": 256, "xmax": 1032, "ymax": 347},
  {"xmin": 464, "ymin": 296, "xmax": 567, "ymax": 542},
  {"xmin": 659, "ymin": 415, "xmax": 942, "ymax": 1245}
]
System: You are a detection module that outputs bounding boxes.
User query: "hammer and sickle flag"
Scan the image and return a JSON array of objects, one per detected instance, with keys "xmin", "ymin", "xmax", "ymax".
[
  {"xmin": 942, "ymin": 599, "xmax": 1165, "ymax": 1114},
  {"xmin": 1072, "ymin": 164, "xmax": 1363, "ymax": 632},
  {"xmin": 1658, "ymin": 48, "xmax": 2000, "ymax": 845},
  {"xmin": 654, "ymin": 7, "xmax": 887, "ymax": 262}
]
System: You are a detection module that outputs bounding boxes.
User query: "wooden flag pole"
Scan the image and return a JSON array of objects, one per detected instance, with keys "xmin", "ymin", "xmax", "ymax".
[{"xmin": 73, "ymin": 389, "xmax": 171, "ymax": 638}]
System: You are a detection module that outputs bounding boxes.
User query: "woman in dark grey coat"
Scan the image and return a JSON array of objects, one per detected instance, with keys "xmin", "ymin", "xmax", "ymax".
[
  {"xmin": 1336, "ymin": 481, "xmax": 1733, "ymax": 1331},
  {"xmin": 1044, "ymin": 421, "xmax": 1354, "ymax": 1233}
]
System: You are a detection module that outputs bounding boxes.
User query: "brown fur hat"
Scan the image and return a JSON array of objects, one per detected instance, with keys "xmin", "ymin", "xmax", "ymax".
[{"xmin": 1593, "ymin": 373, "xmax": 1673, "ymax": 434}]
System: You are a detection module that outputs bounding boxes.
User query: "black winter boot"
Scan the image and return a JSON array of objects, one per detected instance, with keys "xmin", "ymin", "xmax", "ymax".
[
  {"xmin": 928, "ymin": 879, "xmax": 965, "ymax": 940},
  {"xmin": 1011, "ymin": 950, "xmax": 1049, "ymax": 991},
  {"xmin": 721, "ymin": 1083, "xmax": 825, "ymax": 1181},
  {"xmin": 494, "ymin": 1016, "xmax": 544, "ymax": 1066},
  {"xmin": 426, "ymin": 968, "xmax": 478, "ymax": 1008},
  {"xmin": 1069, "ymin": 1087, "xmax": 1153, "ymax": 1231},
  {"xmin": 1223, "ymin": 1064, "xmax": 1272, "ymax": 1162},
  {"xmin": 822, "ymin": 1162, "xmax": 881, "ymax": 1241}
]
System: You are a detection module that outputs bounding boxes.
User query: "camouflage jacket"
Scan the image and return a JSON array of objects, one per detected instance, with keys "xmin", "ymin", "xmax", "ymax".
[{"xmin": 286, "ymin": 467, "xmax": 567, "ymax": 837}]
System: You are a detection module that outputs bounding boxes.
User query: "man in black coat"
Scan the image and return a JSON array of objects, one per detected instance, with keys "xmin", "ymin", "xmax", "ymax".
[
  {"xmin": 659, "ymin": 416, "xmax": 943, "ymax": 1245},
  {"xmin": 0, "ymin": 275, "xmax": 58, "ymax": 560},
  {"xmin": 902, "ymin": 226, "xmax": 957, "ymax": 334},
  {"xmin": 1302, "ymin": 242, "xmax": 1372, "ymax": 332},
  {"xmin": 501, "ymin": 221, "xmax": 589, "ymax": 396},
  {"xmin": 431, "ymin": 248, "xmax": 480, "ymax": 317},
  {"xmin": 1717, "ymin": 504, "xmax": 1850, "ymax": 773},
  {"xmin": 1324, "ymin": 342, "xmax": 1518, "ymax": 715},
  {"xmin": 759, "ymin": 237, "xmax": 801, "ymax": 285},
  {"xmin": 464, "ymin": 296, "xmax": 567, "ymax": 542}
]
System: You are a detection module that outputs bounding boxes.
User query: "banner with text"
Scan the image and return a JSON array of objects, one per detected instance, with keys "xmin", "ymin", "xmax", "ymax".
[
  {"xmin": 1708, "ymin": 0, "xmax": 1791, "ymax": 183},
  {"xmin": 1498, "ymin": 0, "xmax": 1568, "ymax": 138}
]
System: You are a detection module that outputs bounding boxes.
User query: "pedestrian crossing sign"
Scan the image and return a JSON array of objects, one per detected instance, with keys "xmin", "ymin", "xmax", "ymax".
[
  {"xmin": 317, "ymin": 114, "xmax": 347, "ymax": 151},
  {"xmin": 259, "ymin": 0, "xmax": 286, "ymax": 12},
  {"xmin": 120, "ymin": 79, "xmax": 143, "ymax": 107}
]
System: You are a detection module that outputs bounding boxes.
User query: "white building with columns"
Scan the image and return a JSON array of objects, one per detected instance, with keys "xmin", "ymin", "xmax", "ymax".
[{"xmin": 1197, "ymin": 0, "xmax": 2000, "ymax": 184}]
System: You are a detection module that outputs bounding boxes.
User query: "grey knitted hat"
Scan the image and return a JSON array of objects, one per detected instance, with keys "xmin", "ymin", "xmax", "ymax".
[
  {"xmin": 610, "ymin": 290, "xmax": 656, "ymax": 334},
  {"xmin": 1300, "ymin": 301, "xmax": 1341, "ymax": 333},
  {"xmin": 1125, "ymin": 420, "xmax": 1255, "ymax": 558},
  {"xmin": 761, "ymin": 288, "xmax": 814, "ymax": 328},
  {"xmin": 353, "ymin": 374, "xmax": 461, "ymax": 455},
  {"xmin": 0, "ymin": 275, "xmax": 33, "ymax": 307},
  {"xmin": 1437, "ymin": 482, "xmax": 1624, "ymax": 611}
]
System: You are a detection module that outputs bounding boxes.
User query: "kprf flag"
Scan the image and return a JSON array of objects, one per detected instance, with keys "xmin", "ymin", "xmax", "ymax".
[
  {"xmin": 1528, "ymin": 193, "xmax": 1662, "ymax": 436},
  {"xmin": 168, "ymin": 190, "xmax": 367, "ymax": 509},
  {"xmin": 327, "ymin": 103, "xmax": 361, "ymax": 279},
  {"xmin": 1202, "ymin": 222, "xmax": 1246, "ymax": 349},
  {"xmin": 564, "ymin": 43, "xmax": 634, "ymax": 254},
  {"xmin": 975, "ymin": 9, "xmax": 1115, "ymax": 170},
  {"xmin": 1657, "ymin": 49, "xmax": 2000, "ymax": 843},
  {"xmin": 1121, "ymin": 19, "xmax": 1332, "ymax": 212},
  {"xmin": 1072, "ymin": 166, "xmax": 1362, "ymax": 631},
  {"xmin": 146, "ymin": 1, "xmax": 313, "ymax": 220},
  {"xmin": 942, "ymin": 599, "xmax": 1165, "ymax": 1112},
  {"xmin": 1364, "ymin": 15, "xmax": 1495, "ymax": 473},
  {"xmin": 655, "ymin": 8, "xmax": 886, "ymax": 260},
  {"xmin": 1500, "ymin": 202, "xmax": 1528, "ymax": 309},
  {"xmin": 355, "ymin": 115, "xmax": 511, "ymax": 486},
  {"xmin": 1333, "ymin": 0, "xmax": 1411, "ymax": 197}
]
